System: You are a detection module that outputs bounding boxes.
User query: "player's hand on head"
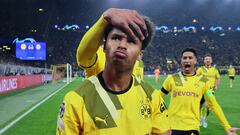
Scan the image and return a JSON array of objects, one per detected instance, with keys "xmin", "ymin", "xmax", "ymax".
[
  {"xmin": 103, "ymin": 8, "xmax": 147, "ymax": 42},
  {"xmin": 227, "ymin": 127, "xmax": 240, "ymax": 135}
]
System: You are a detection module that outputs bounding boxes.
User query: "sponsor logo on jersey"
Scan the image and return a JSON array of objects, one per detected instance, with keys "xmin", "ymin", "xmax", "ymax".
[
  {"xmin": 94, "ymin": 115, "xmax": 108, "ymax": 126},
  {"xmin": 173, "ymin": 91, "xmax": 199, "ymax": 98}
]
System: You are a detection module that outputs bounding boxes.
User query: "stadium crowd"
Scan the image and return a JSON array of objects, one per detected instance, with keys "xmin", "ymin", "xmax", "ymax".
[{"xmin": 1, "ymin": 28, "xmax": 240, "ymax": 76}]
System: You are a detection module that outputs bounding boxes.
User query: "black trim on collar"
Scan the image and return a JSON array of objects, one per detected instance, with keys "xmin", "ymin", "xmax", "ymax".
[
  {"xmin": 97, "ymin": 72, "xmax": 133, "ymax": 94},
  {"xmin": 181, "ymin": 71, "xmax": 196, "ymax": 77}
]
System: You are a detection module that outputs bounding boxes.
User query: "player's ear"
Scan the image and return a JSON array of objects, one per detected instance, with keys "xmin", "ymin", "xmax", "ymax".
[
  {"xmin": 103, "ymin": 39, "xmax": 106, "ymax": 51},
  {"xmin": 194, "ymin": 58, "xmax": 197, "ymax": 65},
  {"xmin": 137, "ymin": 50, "xmax": 144, "ymax": 60}
]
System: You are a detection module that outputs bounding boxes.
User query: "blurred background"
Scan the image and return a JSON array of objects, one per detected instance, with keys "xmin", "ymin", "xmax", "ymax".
[
  {"xmin": 0, "ymin": 0, "xmax": 240, "ymax": 76},
  {"xmin": 0, "ymin": 0, "xmax": 240, "ymax": 135}
]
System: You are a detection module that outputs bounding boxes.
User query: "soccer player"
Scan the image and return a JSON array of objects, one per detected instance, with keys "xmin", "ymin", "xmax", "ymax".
[
  {"xmin": 228, "ymin": 65, "xmax": 236, "ymax": 88},
  {"xmin": 56, "ymin": 8, "xmax": 171, "ymax": 135},
  {"xmin": 76, "ymin": 8, "xmax": 147, "ymax": 79},
  {"xmin": 197, "ymin": 53, "xmax": 220, "ymax": 128},
  {"xmin": 197, "ymin": 53, "xmax": 220, "ymax": 92},
  {"xmin": 154, "ymin": 67, "xmax": 161, "ymax": 83},
  {"xmin": 160, "ymin": 48, "xmax": 239, "ymax": 135}
]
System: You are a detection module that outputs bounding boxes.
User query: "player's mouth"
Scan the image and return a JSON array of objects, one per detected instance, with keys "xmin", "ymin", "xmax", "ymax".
[
  {"xmin": 184, "ymin": 64, "xmax": 191, "ymax": 68},
  {"xmin": 114, "ymin": 51, "xmax": 127, "ymax": 59}
]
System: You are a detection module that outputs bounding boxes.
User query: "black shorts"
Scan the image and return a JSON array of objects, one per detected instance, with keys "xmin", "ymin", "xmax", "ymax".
[
  {"xmin": 229, "ymin": 76, "xmax": 235, "ymax": 80},
  {"xmin": 200, "ymin": 97, "xmax": 205, "ymax": 106},
  {"xmin": 172, "ymin": 130, "xmax": 199, "ymax": 135}
]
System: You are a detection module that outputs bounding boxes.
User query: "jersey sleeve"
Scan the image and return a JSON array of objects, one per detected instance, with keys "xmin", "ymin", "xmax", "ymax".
[
  {"xmin": 204, "ymin": 90, "xmax": 231, "ymax": 131},
  {"xmin": 76, "ymin": 15, "xmax": 108, "ymax": 68},
  {"xmin": 84, "ymin": 47, "xmax": 106, "ymax": 78},
  {"xmin": 196, "ymin": 67, "xmax": 202, "ymax": 75},
  {"xmin": 56, "ymin": 91, "xmax": 83, "ymax": 135},
  {"xmin": 151, "ymin": 90, "xmax": 171, "ymax": 134},
  {"xmin": 215, "ymin": 69, "xmax": 220, "ymax": 79},
  {"xmin": 160, "ymin": 75, "xmax": 172, "ymax": 97}
]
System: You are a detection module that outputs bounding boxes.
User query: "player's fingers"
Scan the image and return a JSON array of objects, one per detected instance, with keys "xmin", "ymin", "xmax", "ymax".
[
  {"xmin": 129, "ymin": 22, "xmax": 145, "ymax": 41},
  {"xmin": 121, "ymin": 23, "xmax": 138, "ymax": 42},
  {"xmin": 131, "ymin": 10, "xmax": 148, "ymax": 38},
  {"xmin": 134, "ymin": 19, "xmax": 148, "ymax": 39}
]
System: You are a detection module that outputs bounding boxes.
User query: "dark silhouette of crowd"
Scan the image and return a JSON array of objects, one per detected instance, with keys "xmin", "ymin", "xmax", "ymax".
[{"xmin": 143, "ymin": 31, "xmax": 240, "ymax": 74}]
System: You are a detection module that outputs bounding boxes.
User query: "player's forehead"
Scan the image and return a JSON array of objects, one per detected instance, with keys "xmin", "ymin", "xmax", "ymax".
[
  {"xmin": 108, "ymin": 28, "xmax": 127, "ymax": 37},
  {"xmin": 204, "ymin": 56, "xmax": 212, "ymax": 60},
  {"xmin": 182, "ymin": 51, "xmax": 195, "ymax": 57}
]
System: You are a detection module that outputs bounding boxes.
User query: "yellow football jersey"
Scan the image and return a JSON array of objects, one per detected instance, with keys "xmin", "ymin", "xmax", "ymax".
[
  {"xmin": 57, "ymin": 74, "xmax": 170, "ymax": 135},
  {"xmin": 161, "ymin": 72, "xmax": 231, "ymax": 131},
  {"xmin": 133, "ymin": 60, "xmax": 144, "ymax": 79},
  {"xmin": 228, "ymin": 68, "xmax": 236, "ymax": 77},
  {"xmin": 196, "ymin": 66, "xmax": 220, "ymax": 88}
]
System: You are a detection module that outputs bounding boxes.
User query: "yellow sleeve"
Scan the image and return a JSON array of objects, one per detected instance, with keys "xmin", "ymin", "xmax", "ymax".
[
  {"xmin": 196, "ymin": 67, "xmax": 202, "ymax": 75},
  {"xmin": 160, "ymin": 75, "xmax": 172, "ymax": 97},
  {"xmin": 152, "ymin": 90, "xmax": 171, "ymax": 134},
  {"xmin": 76, "ymin": 15, "xmax": 108, "ymax": 68},
  {"xmin": 56, "ymin": 91, "xmax": 83, "ymax": 135},
  {"xmin": 84, "ymin": 47, "xmax": 106, "ymax": 78},
  {"xmin": 204, "ymin": 90, "xmax": 231, "ymax": 131},
  {"xmin": 215, "ymin": 69, "xmax": 220, "ymax": 79},
  {"xmin": 133, "ymin": 60, "xmax": 144, "ymax": 79}
]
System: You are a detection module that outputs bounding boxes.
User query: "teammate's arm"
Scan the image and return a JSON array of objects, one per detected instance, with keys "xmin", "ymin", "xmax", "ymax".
[
  {"xmin": 160, "ymin": 76, "xmax": 172, "ymax": 98},
  {"xmin": 204, "ymin": 90, "xmax": 239, "ymax": 135}
]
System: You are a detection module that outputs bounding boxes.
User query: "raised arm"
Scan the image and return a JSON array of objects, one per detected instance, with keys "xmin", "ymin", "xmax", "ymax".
[
  {"xmin": 204, "ymin": 90, "xmax": 239, "ymax": 135},
  {"xmin": 76, "ymin": 8, "xmax": 147, "ymax": 68}
]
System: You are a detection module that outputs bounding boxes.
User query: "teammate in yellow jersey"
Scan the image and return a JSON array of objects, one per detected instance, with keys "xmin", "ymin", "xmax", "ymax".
[
  {"xmin": 76, "ymin": 9, "xmax": 146, "ymax": 79},
  {"xmin": 160, "ymin": 48, "xmax": 239, "ymax": 135},
  {"xmin": 197, "ymin": 53, "xmax": 220, "ymax": 128},
  {"xmin": 228, "ymin": 65, "xmax": 236, "ymax": 88},
  {"xmin": 56, "ymin": 8, "xmax": 171, "ymax": 135},
  {"xmin": 197, "ymin": 53, "xmax": 220, "ymax": 91}
]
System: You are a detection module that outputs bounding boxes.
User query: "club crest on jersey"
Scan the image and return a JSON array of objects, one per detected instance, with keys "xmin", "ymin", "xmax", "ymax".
[
  {"xmin": 140, "ymin": 104, "xmax": 151, "ymax": 119},
  {"xmin": 139, "ymin": 99, "xmax": 151, "ymax": 119},
  {"xmin": 59, "ymin": 102, "xmax": 65, "ymax": 118}
]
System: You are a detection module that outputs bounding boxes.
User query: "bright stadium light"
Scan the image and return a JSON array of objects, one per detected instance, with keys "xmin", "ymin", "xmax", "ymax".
[
  {"xmin": 38, "ymin": 8, "xmax": 44, "ymax": 12},
  {"xmin": 86, "ymin": 25, "xmax": 89, "ymax": 29}
]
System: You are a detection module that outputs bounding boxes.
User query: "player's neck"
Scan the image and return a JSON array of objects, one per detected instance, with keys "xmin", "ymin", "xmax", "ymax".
[
  {"xmin": 102, "ymin": 70, "xmax": 132, "ymax": 92},
  {"xmin": 182, "ymin": 70, "xmax": 196, "ymax": 76},
  {"xmin": 204, "ymin": 65, "xmax": 211, "ymax": 68}
]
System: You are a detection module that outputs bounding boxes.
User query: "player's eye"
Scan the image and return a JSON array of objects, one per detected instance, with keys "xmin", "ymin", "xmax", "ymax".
[
  {"xmin": 111, "ymin": 35, "xmax": 120, "ymax": 40},
  {"xmin": 127, "ymin": 38, "xmax": 137, "ymax": 44}
]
